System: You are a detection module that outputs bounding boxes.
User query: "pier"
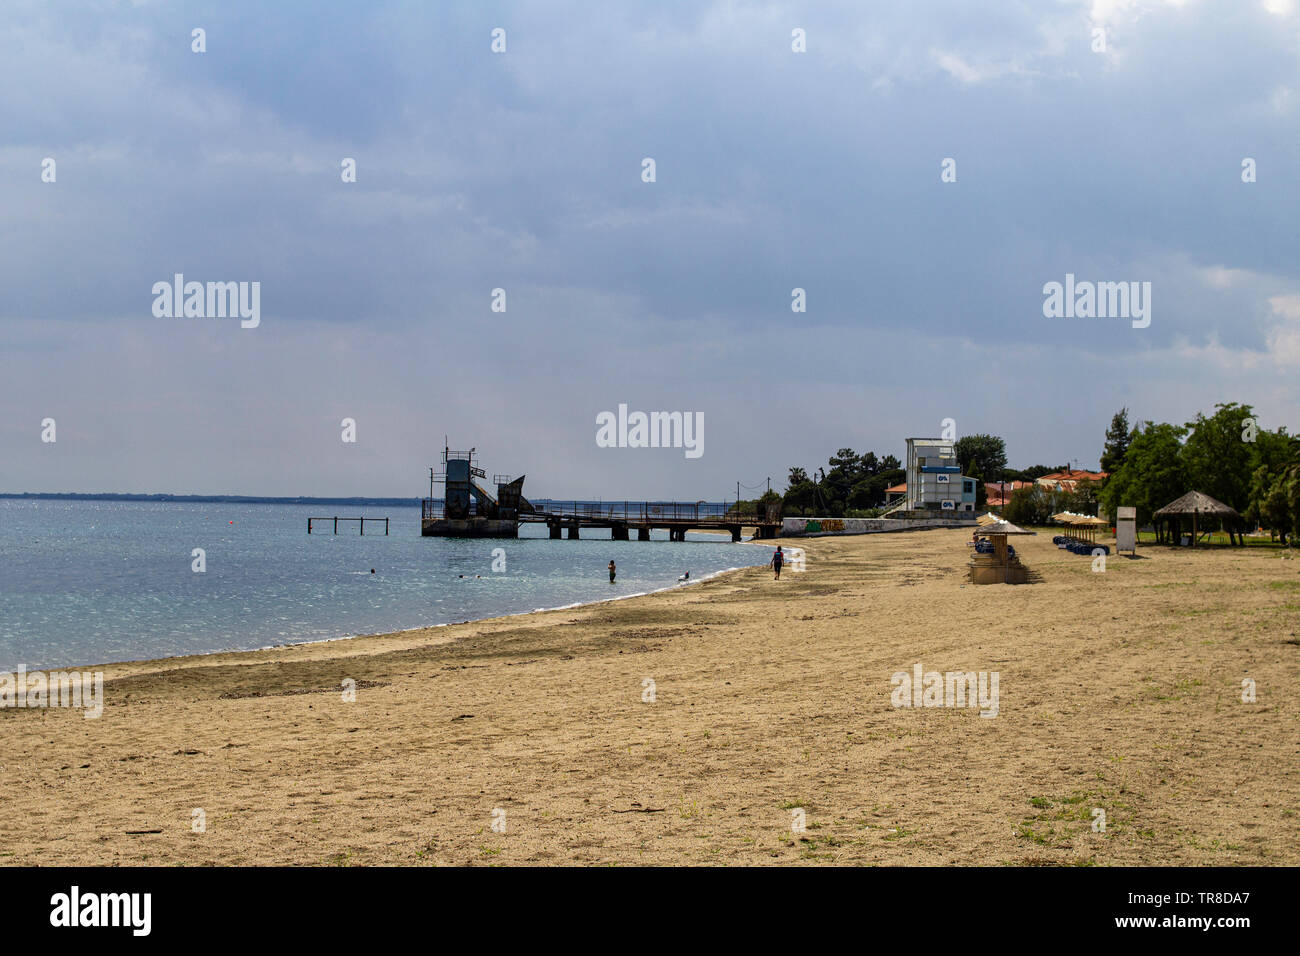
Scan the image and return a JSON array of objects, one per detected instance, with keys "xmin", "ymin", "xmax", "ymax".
[
  {"xmin": 422, "ymin": 497, "xmax": 782, "ymax": 541},
  {"xmin": 308, "ymin": 516, "xmax": 389, "ymax": 535},
  {"xmin": 420, "ymin": 446, "xmax": 781, "ymax": 540},
  {"xmin": 527, "ymin": 500, "xmax": 780, "ymax": 541}
]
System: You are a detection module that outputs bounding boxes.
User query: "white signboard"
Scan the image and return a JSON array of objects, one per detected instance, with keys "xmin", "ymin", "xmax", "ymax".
[{"xmin": 1116, "ymin": 505, "xmax": 1136, "ymax": 554}]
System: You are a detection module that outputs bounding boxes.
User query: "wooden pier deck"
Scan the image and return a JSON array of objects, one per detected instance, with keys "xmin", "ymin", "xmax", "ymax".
[
  {"xmin": 421, "ymin": 499, "xmax": 781, "ymax": 540},
  {"xmin": 522, "ymin": 500, "xmax": 780, "ymax": 541}
]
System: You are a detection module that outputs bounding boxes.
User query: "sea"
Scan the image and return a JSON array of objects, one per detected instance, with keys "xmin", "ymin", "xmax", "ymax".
[{"xmin": 0, "ymin": 499, "xmax": 767, "ymax": 671}]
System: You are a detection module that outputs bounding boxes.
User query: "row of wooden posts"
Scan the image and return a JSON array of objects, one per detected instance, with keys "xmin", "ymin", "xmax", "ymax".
[{"xmin": 307, "ymin": 516, "xmax": 389, "ymax": 535}]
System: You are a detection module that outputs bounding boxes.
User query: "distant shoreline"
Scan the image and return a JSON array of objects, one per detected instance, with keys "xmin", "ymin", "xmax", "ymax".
[{"xmin": 0, "ymin": 492, "xmax": 425, "ymax": 507}]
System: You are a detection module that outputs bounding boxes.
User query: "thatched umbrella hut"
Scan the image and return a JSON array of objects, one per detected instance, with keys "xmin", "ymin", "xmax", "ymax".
[
  {"xmin": 970, "ymin": 518, "xmax": 1036, "ymax": 584},
  {"xmin": 1152, "ymin": 491, "xmax": 1243, "ymax": 546}
]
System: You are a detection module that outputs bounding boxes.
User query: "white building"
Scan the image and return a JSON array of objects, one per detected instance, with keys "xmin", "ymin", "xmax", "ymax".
[{"xmin": 905, "ymin": 438, "xmax": 977, "ymax": 512}]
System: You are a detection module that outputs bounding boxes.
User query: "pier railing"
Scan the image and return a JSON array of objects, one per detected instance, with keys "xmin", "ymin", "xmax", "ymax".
[
  {"xmin": 523, "ymin": 500, "xmax": 777, "ymax": 524},
  {"xmin": 421, "ymin": 498, "xmax": 779, "ymax": 525}
]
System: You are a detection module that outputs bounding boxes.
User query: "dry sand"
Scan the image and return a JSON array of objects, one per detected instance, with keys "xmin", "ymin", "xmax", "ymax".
[{"xmin": 2, "ymin": 528, "xmax": 1297, "ymax": 866}]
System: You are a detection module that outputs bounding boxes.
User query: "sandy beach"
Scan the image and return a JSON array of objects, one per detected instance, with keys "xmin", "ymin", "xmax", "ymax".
[{"xmin": 2, "ymin": 528, "xmax": 1297, "ymax": 866}]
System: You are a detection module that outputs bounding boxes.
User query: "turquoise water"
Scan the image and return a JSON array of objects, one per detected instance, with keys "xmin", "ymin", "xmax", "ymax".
[{"xmin": 0, "ymin": 500, "xmax": 765, "ymax": 671}]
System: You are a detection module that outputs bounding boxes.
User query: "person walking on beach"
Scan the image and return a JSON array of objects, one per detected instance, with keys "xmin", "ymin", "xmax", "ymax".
[
  {"xmin": 771, "ymin": 545, "xmax": 784, "ymax": 580},
  {"xmin": 608, "ymin": 560, "xmax": 616, "ymax": 583}
]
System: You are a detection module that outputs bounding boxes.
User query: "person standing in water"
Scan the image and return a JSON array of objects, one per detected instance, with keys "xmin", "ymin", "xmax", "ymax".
[
  {"xmin": 608, "ymin": 560, "xmax": 616, "ymax": 583},
  {"xmin": 771, "ymin": 545, "xmax": 784, "ymax": 580}
]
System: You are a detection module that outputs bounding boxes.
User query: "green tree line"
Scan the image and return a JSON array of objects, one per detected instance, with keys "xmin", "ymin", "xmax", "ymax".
[
  {"xmin": 777, "ymin": 402, "xmax": 1298, "ymax": 544},
  {"xmin": 779, "ymin": 436, "xmax": 1043, "ymax": 516},
  {"xmin": 781, "ymin": 448, "xmax": 906, "ymax": 517},
  {"xmin": 1094, "ymin": 403, "xmax": 1299, "ymax": 542}
]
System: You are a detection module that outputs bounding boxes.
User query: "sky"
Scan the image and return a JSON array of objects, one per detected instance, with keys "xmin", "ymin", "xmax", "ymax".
[{"xmin": 2, "ymin": 0, "xmax": 1298, "ymax": 499}]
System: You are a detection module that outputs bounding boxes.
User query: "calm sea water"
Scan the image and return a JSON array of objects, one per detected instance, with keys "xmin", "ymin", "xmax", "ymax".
[{"xmin": 0, "ymin": 500, "xmax": 765, "ymax": 671}]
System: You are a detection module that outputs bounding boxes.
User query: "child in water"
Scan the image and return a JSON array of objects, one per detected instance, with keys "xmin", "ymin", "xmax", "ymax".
[{"xmin": 608, "ymin": 560, "xmax": 616, "ymax": 583}]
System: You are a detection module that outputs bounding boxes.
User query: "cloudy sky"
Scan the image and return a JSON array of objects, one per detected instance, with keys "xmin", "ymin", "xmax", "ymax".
[{"xmin": 2, "ymin": 0, "xmax": 1298, "ymax": 499}]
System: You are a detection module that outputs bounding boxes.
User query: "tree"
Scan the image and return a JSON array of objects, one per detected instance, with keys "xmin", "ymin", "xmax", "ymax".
[
  {"xmin": 1064, "ymin": 477, "xmax": 1099, "ymax": 515},
  {"xmin": 1248, "ymin": 427, "xmax": 1296, "ymax": 482},
  {"xmin": 1098, "ymin": 422, "xmax": 1188, "ymax": 526},
  {"xmin": 848, "ymin": 467, "xmax": 904, "ymax": 510},
  {"xmin": 1099, "ymin": 407, "xmax": 1133, "ymax": 474},
  {"xmin": 954, "ymin": 435, "xmax": 1008, "ymax": 484},
  {"xmin": 1182, "ymin": 402, "xmax": 1256, "ymax": 512},
  {"xmin": 966, "ymin": 465, "xmax": 989, "ymax": 510},
  {"xmin": 1003, "ymin": 485, "xmax": 1063, "ymax": 526},
  {"xmin": 782, "ymin": 479, "xmax": 818, "ymax": 516},
  {"xmin": 847, "ymin": 479, "xmax": 880, "ymax": 511},
  {"xmin": 787, "ymin": 466, "xmax": 809, "ymax": 487},
  {"xmin": 821, "ymin": 449, "xmax": 864, "ymax": 513},
  {"xmin": 1261, "ymin": 468, "xmax": 1298, "ymax": 544},
  {"xmin": 1245, "ymin": 433, "xmax": 1300, "ymax": 543}
]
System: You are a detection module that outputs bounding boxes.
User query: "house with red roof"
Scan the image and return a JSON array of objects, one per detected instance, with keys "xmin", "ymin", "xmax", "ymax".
[
  {"xmin": 1034, "ymin": 469, "xmax": 1108, "ymax": 492},
  {"xmin": 983, "ymin": 480, "xmax": 1033, "ymax": 508}
]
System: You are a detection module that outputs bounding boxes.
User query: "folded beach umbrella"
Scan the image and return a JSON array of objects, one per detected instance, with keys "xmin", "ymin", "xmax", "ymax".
[
  {"xmin": 1051, "ymin": 511, "xmax": 1087, "ymax": 523},
  {"xmin": 973, "ymin": 519, "xmax": 1036, "ymax": 537}
]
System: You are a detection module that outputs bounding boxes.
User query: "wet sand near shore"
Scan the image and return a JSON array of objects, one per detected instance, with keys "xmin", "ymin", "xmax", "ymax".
[{"xmin": 1, "ymin": 528, "xmax": 1296, "ymax": 866}]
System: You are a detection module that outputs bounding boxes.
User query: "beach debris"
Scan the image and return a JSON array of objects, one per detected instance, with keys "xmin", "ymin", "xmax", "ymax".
[{"xmin": 451, "ymin": 714, "xmax": 475, "ymax": 721}]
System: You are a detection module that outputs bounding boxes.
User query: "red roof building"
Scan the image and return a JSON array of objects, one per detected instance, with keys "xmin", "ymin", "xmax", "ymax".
[
  {"xmin": 1034, "ymin": 469, "xmax": 1108, "ymax": 492},
  {"xmin": 983, "ymin": 480, "xmax": 1032, "ymax": 508}
]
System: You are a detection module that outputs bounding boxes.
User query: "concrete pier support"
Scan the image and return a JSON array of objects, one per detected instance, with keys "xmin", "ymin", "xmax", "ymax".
[
  {"xmin": 730, "ymin": 526, "xmax": 742, "ymax": 542},
  {"xmin": 637, "ymin": 528, "xmax": 650, "ymax": 541},
  {"xmin": 611, "ymin": 524, "xmax": 629, "ymax": 541},
  {"xmin": 567, "ymin": 522, "xmax": 580, "ymax": 539},
  {"xmin": 549, "ymin": 522, "xmax": 561, "ymax": 539}
]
